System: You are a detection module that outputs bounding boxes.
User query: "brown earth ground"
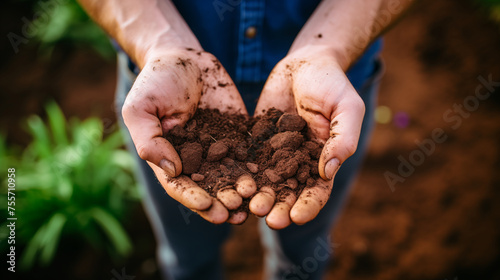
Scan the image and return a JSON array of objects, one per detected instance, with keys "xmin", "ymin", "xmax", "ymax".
[{"xmin": 1, "ymin": 0, "xmax": 500, "ymax": 279}]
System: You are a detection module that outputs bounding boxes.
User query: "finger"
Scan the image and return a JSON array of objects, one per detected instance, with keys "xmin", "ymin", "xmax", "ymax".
[
  {"xmin": 254, "ymin": 64, "xmax": 295, "ymax": 116},
  {"xmin": 227, "ymin": 211, "xmax": 248, "ymax": 225},
  {"xmin": 123, "ymin": 105, "xmax": 182, "ymax": 177},
  {"xmin": 194, "ymin": 198, "xmax": 229, "ymax": 224},
  {"xmin": 235, "ymin": 174, "xmax": 257, "ymax": 198},
  {"xmin": 290, "ymin": 179, "xmax": 333, "ymax": 225},
  {"xmin": 216, "ymin": 188, "xmax": 243, "ymax": 210},
  {"xmin": 266, "ymin": 191, "xmax": 297, "ymax": 230},
  {"xmin": 318, "ymin": 96, "xmax": 363, "ymax": 180},
  {"xmin": 249, "ymin": 186, "xmax": 276, "ymax": 217},
  {"xmin": 290, "ymin": 61, "xmax": 365, "ymax": 180},
  {"xmin": 149, "ymin": 163, "xmax": 212, "ymax": 211},
  {"xmin": 122, "ymin": 61, "xmax": 203, "ymax": 177}
]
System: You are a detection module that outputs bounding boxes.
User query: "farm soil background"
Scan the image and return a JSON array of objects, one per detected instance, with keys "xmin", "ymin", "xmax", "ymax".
[{"xmin": 1, "ymin": 0, "xmax": 500, "ymax": 279}]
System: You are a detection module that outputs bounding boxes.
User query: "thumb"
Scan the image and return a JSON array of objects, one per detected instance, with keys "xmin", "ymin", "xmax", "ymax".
[
  {"xmin": 122, "ymin": 104, "xmax": 182, "ymax": 177},
  {"xmin": 318, "ymin": 94, "xmax": 365, "ymax": 180}
]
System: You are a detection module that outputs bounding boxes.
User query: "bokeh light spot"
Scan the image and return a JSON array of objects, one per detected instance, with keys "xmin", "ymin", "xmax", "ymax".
[
  {"xmin": 375, "ymin": 105, "xmax": 392, "ymax": 124},
  {"xmin": 394, "ymin": 112, "xmax": 410, "ymax": 128}
]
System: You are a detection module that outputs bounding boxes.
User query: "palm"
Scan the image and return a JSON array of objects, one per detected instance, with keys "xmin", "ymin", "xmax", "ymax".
[
  {"xmin": 253, "ymin": 53, "xmax": 365, "ymax": 229},
  {"xmin": 122, "ymin": 49, "xmax": 250, "ymax": 224}
]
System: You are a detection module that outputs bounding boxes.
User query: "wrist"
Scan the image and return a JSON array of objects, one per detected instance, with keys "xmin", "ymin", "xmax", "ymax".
[
  {"xmin": 286, "ymin": 45, "xmax": 349, "ymax": 71},
  {"xmin": 136, "ymin": 36, "xmax": 203, "ymax": 69},
  {"xmin": 112, "ymin": 0, "xmax": 203, "ymax": 69}
]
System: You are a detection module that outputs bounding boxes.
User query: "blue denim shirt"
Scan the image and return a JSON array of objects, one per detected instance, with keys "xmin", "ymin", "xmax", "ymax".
[{"xmin": 126, "ymin": 0, "xmax": 382, "ymax": 91}]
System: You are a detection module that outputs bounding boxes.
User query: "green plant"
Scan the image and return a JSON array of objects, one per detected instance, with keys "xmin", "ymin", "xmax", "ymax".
[
  {"xmin": 476, "ymin": 0, "xmax": 500, "ymax": 23},
  {"xmin": 28, "ymin": 0, "xmax": 115, "ymax": 58},
  {"xmin": 0, "ymin": 102, "xmax": 139, "ymax": 269}
]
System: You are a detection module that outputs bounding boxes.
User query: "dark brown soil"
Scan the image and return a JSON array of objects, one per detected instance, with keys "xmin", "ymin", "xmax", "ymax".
[
  {"xmin": 166, "ymin": 108, "xmax": 323, "ymax": 212},
  {"xmin": 2, "ymin": 0, "xmax": 500, "ymax": 279}
]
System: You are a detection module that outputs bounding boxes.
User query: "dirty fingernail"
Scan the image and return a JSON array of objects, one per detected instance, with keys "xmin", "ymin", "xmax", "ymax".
[
  {"xmin": 160, "ymin": 159, "xmax": 176, "ymax": 177},
  {"xmin": 325, "ymin": 158, "xmax": 340, "ymax": 180}
]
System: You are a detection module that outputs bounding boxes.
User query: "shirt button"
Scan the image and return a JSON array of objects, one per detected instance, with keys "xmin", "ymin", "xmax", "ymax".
[{"xmin": 245, "ymin": 26, "xmax": 257, "ymax": 39}]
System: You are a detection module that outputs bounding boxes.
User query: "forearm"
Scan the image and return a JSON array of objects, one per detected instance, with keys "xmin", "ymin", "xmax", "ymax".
[
  {"xmin": 290, "ymin": 0, "xmax": 414, "ymax": 70},
  {"xmin": 78, "ymin": 0, "xmax": 201, "ymax": 68}
]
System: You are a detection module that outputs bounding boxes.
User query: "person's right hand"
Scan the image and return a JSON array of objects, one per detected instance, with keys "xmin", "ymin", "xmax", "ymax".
[
  {"xmin": 250, "ymin": 46, "xmax": 365, "ymax": 229},
  {"xmin": 122, "ymin": 48, "xmax": 254, "ymax": 224}
]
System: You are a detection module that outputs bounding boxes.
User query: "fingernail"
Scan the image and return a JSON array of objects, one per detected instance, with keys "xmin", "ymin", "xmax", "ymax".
[
  {"xmin": 160, "ymin": 159, "xmax": 176, "ymax": 177},
  {"xmin": 325, "ymin": 158, "xmax": 340, "ymax": 180}
]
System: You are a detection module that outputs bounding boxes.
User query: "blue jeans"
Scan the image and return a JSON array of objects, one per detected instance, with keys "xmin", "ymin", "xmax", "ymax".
[{"xmin": 114, "ymin": 53, "xmax": 383, "ymax": 280}]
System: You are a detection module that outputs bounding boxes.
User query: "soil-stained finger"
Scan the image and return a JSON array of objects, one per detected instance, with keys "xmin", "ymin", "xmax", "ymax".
[
  {"xmin": 266, "ymin": 192, "xmax": 297, "ymax": 230},
  {"xmin": 249, "ymin": 186, "xmax": 276, "ymax": 217},
  {"xmin": 235, "ymin": 174, "xmax": 257, "ymax": 198},
  {"xmin": 227, "ymin": 211, "xmax": 248, "ymax": 225},
  {"xmin": 195, "ymin": 198, "xmax": 229, "ymax": 224},
  {"xmin": 217, "ymin": 188, "xmax": 243, "ymax": 210},
  {"xmin": 149, "ymin": 164, "xmax": 213, "ymax": 211},
  {"xmin": 290, "ymin": 179, "xmax": 332, "ymax": 225}
]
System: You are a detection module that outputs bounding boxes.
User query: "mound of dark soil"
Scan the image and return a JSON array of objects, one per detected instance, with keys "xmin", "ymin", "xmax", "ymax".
[{"xmin": 166, "ymin": 108, "xmax": 324, "ymax": 212}]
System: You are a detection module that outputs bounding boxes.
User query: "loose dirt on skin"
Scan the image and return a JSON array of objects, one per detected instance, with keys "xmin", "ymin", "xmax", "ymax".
[{"xmin": 166, "ymin": 108, "xmax": 324, "ymax": 213}]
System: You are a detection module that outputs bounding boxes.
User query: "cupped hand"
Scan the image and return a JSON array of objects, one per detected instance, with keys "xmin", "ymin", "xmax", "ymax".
[
  {"xmin": 122, "ymin": 48, "xmax": 255, "ymax": 224},
  {"xmin": 251, "ymin": 46, "xmax": 365, "ymax": 229}
]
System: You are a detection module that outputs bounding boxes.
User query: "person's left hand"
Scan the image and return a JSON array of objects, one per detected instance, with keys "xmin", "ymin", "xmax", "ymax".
[
  {"xmin": 251, "ymin": 46, "xmax": 366, "ymax": 229},
  {"xmin": 122, "ymin": 48, "xmax": 255, "ymax": 225}
]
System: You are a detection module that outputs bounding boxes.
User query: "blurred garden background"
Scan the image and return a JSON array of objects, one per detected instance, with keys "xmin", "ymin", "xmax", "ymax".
[{"xmin": 1, "ymin": 0, "xmax": 500, "ymax": 279}]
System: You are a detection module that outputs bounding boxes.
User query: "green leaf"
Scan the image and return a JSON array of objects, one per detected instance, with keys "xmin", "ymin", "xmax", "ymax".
[
  {"xmin": 46, "ymin": 101, "xmax": 68, "ymax": 146},
  {"xmin": 55, "ymin": 177, "xmax": 73, "ymax": 201},
  {"xmin": 26, "ymin": 115, "xmax": 51, "ymax": 159},
  {"xmin": 101, "ymin": 130, "xmax": 125, "ymax": 151},
  {"xmin": 39, "ymin": 213, "xmax": 67, "ymax": 266},
  {"xmin": 73, "ymin": 118, "xmax": 103, "ymax": 149},
  {"xmin": 20, "ymin": 222, "xmax": 47, "ymax": 269},
  {"xmin": 16, "ymin": 171, "xmax": 54, "ymax": 191},
  {"xmin": 37, "ymin": 4, "xmax": 73, "ymax": 44},
  {"xmin": 89, "ymin": 207, "xmax": 132, "ymax": 257},
  {"xmin": 109, "ymin": 149, "xmax": 135, "ymax": 171}
]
